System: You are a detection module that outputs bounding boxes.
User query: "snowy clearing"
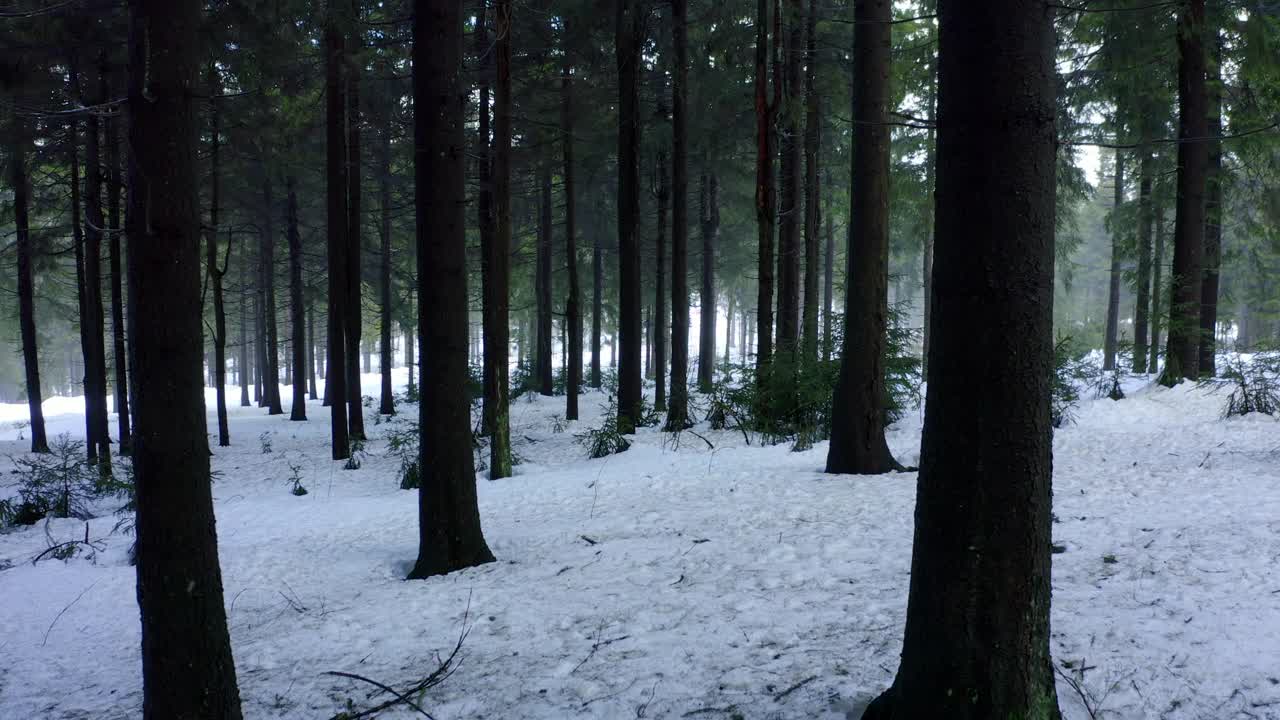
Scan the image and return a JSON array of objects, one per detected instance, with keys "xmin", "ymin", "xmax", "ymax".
[{"xmin": 2, "ymin": 369, "xmax": 1278, "ymax": 719}]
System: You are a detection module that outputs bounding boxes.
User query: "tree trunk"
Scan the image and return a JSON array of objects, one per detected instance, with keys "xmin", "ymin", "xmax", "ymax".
[
  {"xmin": 724, "ymin": 294, "xmax": 734, "ymax": 365},
  {"xmin": 1162, "ymin": 0, "xmax": 1208, "ymax": 384},
  {"xmin": 1151, "ymin": 197, "xmax": 1166, "ymax": 371},
  {"xmin": 563, "ymin": 60, "xmax": 581, "ymax": 421},
  {"xmin": 537, "ymin": 162, "xmax": 554, "ymax": 395},
  {"xmin": 404, "ymin": 323, "xmax": 415, "ymax": 388},
  {"xmin": 666, "ymin": 0, "xmax": 690, "ymax": 430},
  {"xmin": 260, "ymin": 175, "xmax": 283, "ymax": 415},
  {"xmin": 801, "ymin": 0, "xmax": 821, "ymax": 361},
  {"xmin": 207, "ymin": 67, "xmax": 231, "ymax": 445},
  {"xmin": 616, "ymin": 0, "xmax": 644, "ymax": 435},
  {"xmin": 308, "ymin": 300, "xmax": 319, "ymax": 399},
  {"xmin": 239, "ymin": 256, "xmax": 251, "ymax": 407},
  {"xmin": 861, "ymin": 1, "xmax": 1062, "ymax": 716},
  {"xmin": 825, "ymin": 0, "xmax": 898, "ymax": 475},
  {"xmin": 408, "ymin": 0, "xmax": 496, "ymax": 579},
  {"xmin": 287, "ymin": 175, "xmax": 307, "ymax": 421},
  {"xmin": 591, "ymin": 195, "xmax": 603, "ymax": 389},
  {"xmin": 921, "ymin": 37, "xmax": 938, "ymax": 376},
  {"xmin": 475, "ymin": 3, "xmax": 496, "ymax": 432},
  {"xmin": 127, "ymin": 0, "xmax": 244, "ymax": 713},
  {"xmin": 697, "ymin": 171, "xmax": 718, "ymax": 392},
  {"xmin": 11, "ymin": 113, "xmax": 50, "ymax": 453},
  {"xmin": 1133, "ymin": 142, "xmax": 1154, "ymax": 373},
  {"xmin": 1103, "ymin": 150, "xmax": 1124, "ymax": 371},
  {"xmin": 378, "ymin": 111, "xmax": 395, "ymax": 415},
  {"xmin": 776, "ymin": 0, "xmax": 802, "ymax": 367},
  {"xmin": 83, "ymin": 57, "xmax": 112, "ymax": 470},
  {"xmin": 488, "ymin": 0, "xmax": 514, "ymax": 478},
  {"xmin": 107, "ymin": 81, "xmax": 131, "ymax": 454},
  {"xmin": 654, "ymin": 148, "xmax": 668, "ymax": 412},
  {"xmin": 754, "ymin": 0, "xmax": 775, "ymax": 375},
  {"xmin": 1198, "ymin": 29, "xmax": 1223, "ymax": 377},
  {"xmin": 326, "ymin": 8, "xmax": 351, "ymax": 459},
  {"xmin": 346, "ymin": 35, "xmax": 365, "ymax": 440}
]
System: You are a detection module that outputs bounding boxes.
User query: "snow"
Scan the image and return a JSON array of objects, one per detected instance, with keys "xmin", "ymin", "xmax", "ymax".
[{"xmin": 1, "ymin": 368, "xmax": 1278, "ymax": 719}]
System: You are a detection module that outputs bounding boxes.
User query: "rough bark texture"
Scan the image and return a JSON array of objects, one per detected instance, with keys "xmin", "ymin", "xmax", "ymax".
[
  {"xmin": 11, "ymin": 114, "xmax": 50, "ymax": 453},
  {"xmin": 81, "ymin": 58, "xmax": 112, "ymax": 468},
  {"xmin": 239, "ymin": 257, "xmax": 252, "ymax": 407},
  {"xmin": 1103, "ymin": 150, "xmax": 1124, "ymax": 371},
  {"xmin": 345, "ymin": 33, "xmax": 365, "ymax": 440},
  {"xmin": 536, "ymin": 162, "xmax": 554, "ymax": 395},
  {"xmin": 476, "ymin": 4, "xmax": 496, "ymax": 431},
  {"xmin": 379, "ymin": 112, "xmax": 395, "ymax": 415},
  {"xmin": 666, "ymin": 0, "xmax": 690, "ymax": 431},
  {"xmin": 1198, "ymin": 29, "xmax": 1222, "ymax": 376},
  {"xmin": 1151, "ymin": 198, "xmax": 1166, "ymax": 372},
  {"xmin": 288, "ymin": 176, "xmax": 307, "ymax": 421},
  {"xmin": 775, "ymin": 0, "xmax": 802, "ymax": 363},
  {"xmin": 127, "ymin": 0, "xmax": 244, "ymax": 714},
  {"xmin": 862, "ymin": 1, "xmax": 1062, "ymax": 717},
  {"xmin": 207, "ymin": 69, "xmax": 231, "ymax": 444},
  {"xmin": 591, "ymin": 195, "xmax": 603, "ymax": 389},
  {"xmin": 825, "ymin": 0, "xmax": 897, "ymax": 476},
  {"xmin": 1162, "ymin": 0, "xmax": 1208, "ymax": 384},
  {"xmin": 801, "ymin": 0, "xmax": 821, "ymax": 361},
  {"xmin": 616, "ymin": 0, "xmax": 644, "ymax": 435},
  {"xmin": 260, "ymin": 176, "xmax": 283, "ymax": 415},
  {"xmin": 697, "ymin": 171, "xmax": 718, "ymax": 393},
  {"xmin": 1133, "ymin": 145, "xmax": 1154, "ymax": 373},
  {"xmin": 822, "ymin": 171, "xmax": 834, "ymax": 361},
  {"xmin": 654, "ymin": 148, "xmax": 668, "ymax": 412},
  {"xmin": 107, "ymin": 84, "xmax": 131, "ymax": 453},
  {"xmin": 563, "ymin": 62, "xmax": 581, "ymax": 421},
  {"xmin": 488, "ymin": 0, "xmax": 514, "ymax": 478},
  {"xmin": 753, "ymin": 0, "xmax": 774, "ymax": 374},
  {"xmin": 408, "ymin": 0, "xmax": 496, "ymax": 579},
  {"xmin": 325, "ymin": 10, "xmax": 351, "ymax": 460}
]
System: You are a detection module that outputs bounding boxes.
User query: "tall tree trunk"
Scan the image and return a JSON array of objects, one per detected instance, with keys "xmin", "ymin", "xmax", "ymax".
[
  {"xmin": 239, "ymin": 257, "xmax": 251, "ymax": 406},
  {"xmin": 563, "ymin": 60, "xmax": 581, "ymax": 421},
  {"xmin": 800, "ymin": 0, "xmax": 821, "ymax": 361},
  {"xmin": 308, "ymin": 301, "xmax": 319, "ymax": 400},
  {"xmin": 326, "ymin": 8, "xmax": 351, "ymax": 459},
  {"xmin": 822, "ymin": 170, "xmax": 835, "ymax": 361},
  {"xmin": 287, "ymin": 175, "xmax": 307, "ymax": 420},
  {"xmin": 1162, "ymin": 0, "xmax": 1208, "ymax": 384},
  {"xmin": 754, "ymin": 0, "xmax": 775, "ymax": 375},
  {"xmin": 1133, "ymin": 142, "xmax": 1154, "ymax": 373},
  {"xmin": 107, "ymin": 80, "xmax": 131, "ymax": 453},
  {"xmin": 346, "ymin": 32, "xmax": 365, "ymax": 440},
  {"xmin": 11, "ymin": 114, "xmax": 50, "ymax": 453},
  {"xmin": 698, "ymin": 171, "xmax": 719, "ymax": 392},
  {"xmin": 616, "ymin": 0, "xmax": 644, "ymax": 434},
  {"xmin": 127, "ymin": 0, "xmax": 244, "ymax": 713},
  {"xmin": 654, "ymin": 148, "xmax": 668, "ymax": 412},
  {"xmin": 378, "ymin": 111, "xmax": 395, "ymax": 415},
  {"xmin": 666, "ymin": 0, "xmax": 690, "ymax": 430},
  {"xmin": 82, "ymin": 57, "xmax": 112, "ymax": 470},
  {"xmin": 1198, "ymin": 28, "xmax": 1223, "ymax": 377},
  {"xmin": 861, "ymin": 1, "xmax": 1062, "ymax": 716},
  {"xmin": 591, "ymin": 193, "xmax": 603, "ymax": 388},
  {"xmin": 1151, "ymin": 197, "xmax": 1166, "ymax": 371},
  {"xmin": 207, "ymin": 66, "xmax": 231, "ymax": 445},
  {"xmin": 72, "ymin": 96, "xmax": 94, "ymax": 463},
  {"xmin": 488, "ymin": 0, "xmax": 514, "ymax": 478},
  {"xmin": 536, "ymin": 162, "xmax": 554, "ymax": 395},
  {"xmin": 826, "ymin": 0, "xmax": 898, "ymax": 475},
  {"xmin": 404, "ymin": 323, "xmax": 414, "ymax": 389},
  {"xmin": 260, "ymin": 175, "xmax": 283, "ymax": 415},
  {"xmin": 921, "ymin": 35, "xmax": 938, "ymax": 376},
  {"xmin": 724, "ymin": 294, "xmax": 734, "ymax": 365},
  {"xmin": 1103, "ymin": 149, "xmax": 1124, "ymax": 371},
  {"xmin": 408, "ymin": 0, "xmax": 496, "ymax": 579},
  {"xmin": 476, "ymin": 3, "xmax": 496, "ymax": 432},
  {"xmin": 776, "ymin": 0, "xmax": 802, "ymax": 367}
]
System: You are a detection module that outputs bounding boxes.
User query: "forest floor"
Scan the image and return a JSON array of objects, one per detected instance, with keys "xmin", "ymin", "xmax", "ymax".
[{"xmin": 1, "ymin": 368, "xmax": 1278, "ymax": 719}]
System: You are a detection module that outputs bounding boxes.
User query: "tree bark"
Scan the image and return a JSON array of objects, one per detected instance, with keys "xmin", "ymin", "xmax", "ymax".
[
  {"xmin": 861, "ymin": 1, "xmax": 1062, "ymax": 716},
  {"xmin": 1162, "ymin": 0, "xmax": 1208, "ymax": 384},
  {"xmin": 239, "ymin": 255, "xmax": 252, "ymax": 407},
  {"xmin": 488, "ymin": 0, "xmax": 514, "ymax": 477},
  {"xmin": 287, "ymin": 175, "xmax": 307, "ymax": 421},
  {"xmin": 11, "ymin": 113, "xmax": 50, "ymax": 453},
  {"xmin": 536, "ymin": 161, "xmax": 554, "ymax": 395},
  {"xmin": 1103, "ymin": 150, "xmax": 1124, "ymax": 371},
  {"xmin": 666, "ymin": 0, "xmax": 690, "ymax": 429},
  {"xmin": 591, "ymin": 194, "xmax": 603, "ymax": 389},
  {"xmin": 476, "ymin": 3, "xmax": 497, "ymax": 432},
  {"xmin": 616, "ymin": 0, "xmax": 644, "ymax": 434},
  {"xmin": 697, "ymin": 171, "xmax": 718, "ymax": 393},
  {"xmin": 346, "ymin": 27, "xmax": 365, "ymax": 440},
  {"xmin": 260, "ymin": 175, "xmax": 284, "ymax": 415},
  {"xmin": 1151, "ymin": 197, "xmax": 1166, "ymax": 372},
  {"xmin": 408, "ymin": 0, "xmax": 496, "ymax": 579},
  {"xmin": 127, "ymin": 0, "xmax": 244, "ymax": 714},
  {"xmin": 801, "ymin": 0, "xmax": 821, "ymax": 361},
  {"xmin": 107, "ymin": 78, "xmax": 131, "ymax": 454},
  {"xmin": 822, "ymin": 170, "xmax": 835, "ymax": 361},
  {"xmin": 654, "ymin": 147, "xmax": 668, "ymax": 412},
  {"xmin": 1198, "ymin": 27, "xmax": 1222, "ymax": 376},
  {"xmin": 326, "ymin": 8, "xmax": 351, "ymax": 459},
  {"xmin": 80, "ymin": 57, "xmax": 112, "ymax": 469},
  {"xmin": 1133, "ymin": 143, "xmax": 1154, "ymax": 373},
  {"xmin": 754, "ymin": 0, "xmax": 775, "ymax": 375},
  {"xmin": 776, "ymin": 0, "xmax": 802, "ymax": 369},
  {"xmin": 563, "ymin": 61, "xmax": 582, "ymax": 421},
  {"xmin": 207, "ymin": 65, "xmax": 231, "ymax": 444},
  {"xmin": 378, "ymin": 107, "xmax": 395, "ymax": 415},
  {"xmin": 825, "ymin": 0, "xmax": 898, "ymax": 475}
]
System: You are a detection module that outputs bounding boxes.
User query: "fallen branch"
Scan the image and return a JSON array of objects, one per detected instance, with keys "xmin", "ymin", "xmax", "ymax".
[{"xmin": 773, "ymin": 675, "xmax": 817, "ymax": 702}]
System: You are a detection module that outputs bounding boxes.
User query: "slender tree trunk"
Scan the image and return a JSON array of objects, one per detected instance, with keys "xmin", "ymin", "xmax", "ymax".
[
  {"xmin": 862, "ymin": 1, "xmax": 1062, "ymax": 716},
  {"xmin": 724, "ymin": 294, "xmax": 734, "ymax": 365},
  {"xmin": 654, "ymin": 148, "xmax": 668, "ymax": 412},
  {"xmin": 408, "ymin": 0, "xmax": 496, "ymax": 579},
  {"xmin": 698, "ymin": 171, "xmax": 719, "ymax": 392},
  {"xmin": 326, "ymin": 9, "xmax": 351, "ymax": 459},
  {"xmin": 488, "ymin": 0, "xmax": 514, "ymax": 478},
  {"xmin": 826, "ymin": 0, "xmax": 898, "ymax": 475},
  {"xmin": 1103, "ymin": 150, "xmax": 1124, "ymax": 371},
  {"xmin": 404, "ymin": 323, "xmax": 415, "ymax": 388},
  {"xmin": 308, "ymin": 301, "xmax": 318, "ymax": 399},
  {"xmin": 82, "ymin": 57, "xmax": 112, "ymax": 470},
  {"xmin": 1198, "ymin": 28, "xmax": 1223, "ymax": 377},
  {"xmin": 239, "ymin": 257, "xmax": 251, "ymax": 406},
  {"xmin": 11, "ymin": 114, "xmax": 50, "ymax": 453},
  {"xmin": 127, "ymin": 0, "xmax": 244, "ymax": 713},
  {"xmin": 476, "ymin": 3, "xmax": 496, "ymax": 432},
  {"xmin": 1133, "ymin": 142, "xmax": 1154, "ymax": 373},
  {"xmin": 346, "ymin": 34, "xmax": 365, "ymax": 440},
  {"xmin": 1151, "ymin": 198, "xmax": 1166, "ymax": 371},
  {"xmin": 822, "ymin": 171, "xmax": 835, "ymax": 361},
  {"xmin": 921, "ymin": 36, "xmax": 938, "ymax": 375},
  {"xmin": 591, "ymin": 195, "xmax": 603, "ymax": 388},
  {"xmin": 107, "ymin": 82, "xmax": 131, "ymax": 454},
  {"xmin": 1162, "ymin": 0, "xmax": 1208, "ymax": 384},
  {"xmin": 801, "ymin": 0, "xmax": 821, "ymax": 361},
  {"xmin": 207, "ymin": 67, "xmax": 231, "ymax": 445},
  {"xmin": 287, "ymin": 176, "xmax": 307, "ymax": 421},
  {"xmin": 563, "ymin": 61, "xmax": 581, "ymax": 421},
  {"xmin": 378, "ymin": 115, "xmax": 395, "ymax": 414},
  {"xmin": 71, "ymin": 98, "xmax": 95, "ymax": 463},
  {"xmin": 616, "ymin": 0, "xmax": 644, "ymax": 434},
  {"xmin": 776, "ymin": 0, "xmax": 802, "ymax": 370},
  {"xmin": 260, "ymin": 175, "xmax": 283, "ymax": 415},
  {"xmin": 666, "ymin": 0, "xmax": 690, "ymax": 429},
  {"xmin": 754, "ymin": 0, "xmax": 775, "ymax": 374},
  {"xmin": 537, "ymin": 162, "xmax": 554, "ymax": 395}
]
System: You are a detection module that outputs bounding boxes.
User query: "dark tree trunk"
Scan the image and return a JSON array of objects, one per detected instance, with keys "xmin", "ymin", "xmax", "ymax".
[
  {"xmin": 536, "ymin": 162, "xmax": 554, "ymax": 395},
  {"xmin": 346, "ymin": 37, "xmax": 365, "ymax": 440},
  {"xmin": 724, "ymin": 294, "xmax": 734, "ymax": 365},
  {"xmin": 308, "ymin": 301, "xmax": 319, "ymax": 400},
  {"xmin": 477, "ymin": 3, "xmax": 497, "ymax": 433},
  {"xmin": 861, "ymin": 1, "xmax": 1062, "ymax": 717},
  {"xmin": 697, "ymin": 171, "xmax": 719, "ymax": 392},
  {"xmin": 1133, "ymin": 142, "xmax": 1154, "ymax": 373},
  {"xmin": 776, "ymin": 0, "xmax": 802, "ymax": 365},
  {"xmin": 616, "ymin": 0, "xmax": 644, "ymax": 434},
  {"xmin": 207, "ymin": 66, "xmax": 231, "ymax": 445},
  {"xmin": 287, "ymin": 176, "xmax": 307, "ymax": 421},
  {"xmin": 1103, "ymin": 150, "xmax": 1124, "ymax": 371},
  {"xmin": 260, "ymin": 176, "xmax": 283, "ymax": 415},
  {"xmin": 822, "ymin": 170, "xmax": 835, "ymax": 361},
  {"xmin": 408, "ymin": 0, "xmax": 496, "ymax": 579},
  {"xmin": 591, "ymin": 195, "xmax": 603, "ymax": 388},
  {"xmin": 487, "ymin": 0, "xmax": 514, "ymax": 478},
  {"xmin": 83, "ymin": 57, "xmax": 112, "ymax": 470},
  {"xmin": 404, "ymin": 323, "xmax": 415, "ymax": 388},
  {"xmin": 654, "ymin": 148, "xmax": 668, "ymax": 412},
  {"xmin": 72, "ymin": 102, "xmax": 94, "ymax": 462},
  {"xmin": 1198, "ymin": 29, "xmax": 1223, "ymax": 377},
  {"xmin": 801, "ymin": 0, "xmax": 821, "ymax": 361},
  {"xmin": 754, "ymin": 0, "xmax": 775, "ymax": 374},
  {"xmin": 1162, "ymin": 0, "xmax": 1208, "ymax": 384},
  {"xmin": 107, "ymin": 83, "xmax": 131, "ymax": 453},
  {"xmin": 11, "ymin": 114, "xmax": 50, "ymax": 453},
  {"xmin": 1151, "ymin": 197, "xmax": 1166, "ymax": 371},
  {"xmin": 921, "ymin": 41, "xmax": 937, "ymax": 375},
  {"xmin": 326, "ymin": 9, "xmax": 351, "ymax": 459},
  {"xmin": 666, "ymin": 0, "xmax": 689, "ymax": 429},
  {"xmin": 379, "ymin": 111, "xmax": 395, "ymax": 415},
  {"xmin": 239, "ymin": 256, "xmax": 251, "ymax": 407},
  {"xmin": 825, "ymin": 0, "xmax": 898, "ymax": 475},
  {"xmin": 127, "ymin": 0, "xmax": 244, "ymax": 714},
  {"xmin": 563, "ymin": 60, "xmax": 581, "ymax": 421}
]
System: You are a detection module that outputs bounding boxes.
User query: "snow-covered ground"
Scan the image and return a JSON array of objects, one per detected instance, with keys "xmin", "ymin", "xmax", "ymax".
[{"xmin": 1, "ymin": 369, "xmax": 1278, "ymax": 719}]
